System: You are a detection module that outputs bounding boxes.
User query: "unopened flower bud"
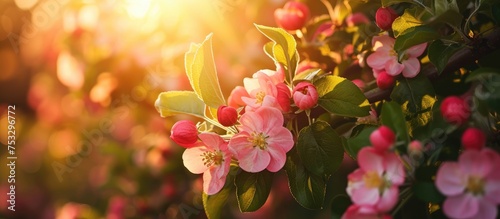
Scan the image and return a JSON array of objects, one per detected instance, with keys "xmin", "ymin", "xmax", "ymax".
[
  {"xmin": 440, "ymin": 96, "xmax": 470, "ymax": 125},
  {"xmin": 461, "ymin": 128, "xmax": 486, "ymax": 150},
  {"xmin": 274, "ymin": 1, "xmax": 310, "ymax": 31},
  {"xmin": 375, "ymin": 7, "xmax": 398, "ymax": 30},
  {"xmin": 170, "ymin": 120, "xmax": 199, "ymax": 148},
  {"xmin": 292, "ymin": 81, "xmax": 318, "ymax": 110},
  {"xmin": 217, "ymin": 105, "xmax": 238, "ymax": 126},
  {"xmin": 370, "ymin": 126, "xmax": 396, "ymax": 151},
  {"xmin": 376, "ymin": 70, "xmax": 396, "ymax": 90}
]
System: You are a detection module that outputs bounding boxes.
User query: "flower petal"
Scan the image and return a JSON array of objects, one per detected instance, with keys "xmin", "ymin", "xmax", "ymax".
[
  {"xmin": 267, "ymin": 127, "xmax": 294, "ymax": 153},
  {"xmin": 384, "ymin": 153, "xmax": 405, "ymax": 186},
  {"xmin": 198, "ymin": 132, "xmax": 226, "ymax": 151},
  {"xmin": 401, "ymin": 58, "xmax": 421, "ymax": 78},
  {"xmin": 358, "ymin": 147, "xmax": 384, "ymax": 174},
  {"xmin": 435, "ymin": 162, "xmax": 466, "ymax": 196},
  {"xmin": 443, "ymin": 193, "xmax": 479, "ymax": 219},
  {"xmin": 182, "ymin": 147, "xmax": 209, "ymax": 174},
  {"xmin": 203, "ymin": 166, "xmax": 227, "ymax": 195},
  {"xmin": 385, "ymin": 58, "xmax": 404, "ymax": 76},
  {"xmin": 367, "ymin": 51, "xmax": 391, "ymax": 70},
  {"xmin": 351, "ymin": 186, "xmax": 379, "ymax": 206},
  {"xmin": 459, "ymin": 149, "xmax": 493, "ymax": 178},
  {"xmin": 228, "ymin": 132, "xmax": 252, "ymax": 158},
  {"xmin": 256, "ymin": 106, "xmax": 284, "ymax": 134},
  {"xmin": 405, "ymin": 43, "xmax": 427, "ymax": 58},
  {"xmin": 377, "ymin": 186, "xmax": 399, "ymax": 212},
  {"xmin": 266, "ymin": 145, "xmax": 287, "ymax": 172},
  {"xmin": 239, "ymin": 148, "xmax": 270, "ymax": 173},
  {"xmin": 469, "ymin": 198, "xmax": 498, "ymax": 219},
  {"xmin": 372, "ymin": 35, "xmax": 395, "ymax": 51}
]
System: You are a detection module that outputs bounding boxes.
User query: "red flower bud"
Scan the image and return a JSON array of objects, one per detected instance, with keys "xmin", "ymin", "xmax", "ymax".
[
  {"xmin": 376, "ymin": 70, "xmax": 396, "ymax": 90},
  {"xmin": 170, "ymin": 120, "xmax": 199, "ymax": 148},
  {"xmin": 370, "ymin": 126, "xmax": 396, "ymax": 151},
  {"xmin": 276, "ymin": 83, "xmax": 292, "ymax": 112},
  {"xmin": 292, "ymin": 81, "xmax": 318, "ymax": 110},
  {"xmin": 461, "ymin": 128, "xmax": 486, "ymax": 150},
  {"xmin": 274, "ymin": 1, "xmax": 310, "ymax": 31},
  {"xmin": 217, "ymin": 105, "xmax": 238, "ymax": 126},
  {"xmin": 440, "ymin": 96, "xmax": 470, "ymax": 125},
  {"xmin": 375, "ymin": 7, "xmax": 398, "ymax": 30}
]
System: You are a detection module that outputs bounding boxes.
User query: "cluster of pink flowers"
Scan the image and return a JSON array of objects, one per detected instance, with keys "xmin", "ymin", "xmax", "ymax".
[
  {"xmin": 343, "ymin": 126, "xmax": 404, "ymax": 219},
  {"xmin": 170, "ymin": 66, "xmax": 322, "ymax": 195}
]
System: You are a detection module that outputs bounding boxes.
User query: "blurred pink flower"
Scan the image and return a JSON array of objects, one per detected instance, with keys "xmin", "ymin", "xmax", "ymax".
[
  {"xmin": 242, "ymin": 70, "xmax": 290, "ymax": 112},
  {"xmin": 274, "ymin": 1, "xmax": 310, "ymax": 31},
  {"xmin": 182, "ymin": 133, "xmax": 232, "ymax": 195},
  {"xmin": 366, "ymin": 35, "xmax": 427, "ymax": 78},
  {"xmin": 342, "ymin": 205, "xmax": 392, "ymax": 219},
  {"xmin": 435, "ymin": 148, "xmax": 500, "ymax": 219},
  {"xmin": 347, "ymin": 147, "xmax": 405, "ymax": 212},
  {"xmin": 229, "ymin": 107, "xmax": 294, "ymax": 172},
  {"xmin": 345, "ymin": 12, "xmax": 370, "ymax": 27}
]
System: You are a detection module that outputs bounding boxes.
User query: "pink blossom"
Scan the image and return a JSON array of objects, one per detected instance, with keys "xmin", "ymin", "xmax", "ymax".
[
  {"xmin": 342, "ymin": 205, "xmax": 392, "ymax": 219},
  {"xmin": 347, "ymin": 147, "xmax": 405, "ymax": 212},
  {"xmin": 228, "ymin": 107, "xmax": 294, "ymax": 172},
  {"xmin": 292, "ymin": 81, "xmax": 318, "ymax": 110},
  {"xmin": 367, "ymin": 35, "xmax": 427, "ymax": 78},
  {"xmin": 228, "ymin": 86, "xmax": 250, "ymax": 109},
  {"xmin": 346, "ymin": 12, "xmax": 370, "ymax": 27},
  {"xmin": 182, "ymin": 132, "xmax": 232, "ymax": 195},
  {"xmin": 435, "ymin": 148, "xmax": 500, "ymax": 219},
  {"xmin": 242, "ymin": 70, "xmax": 290, "ymax": 112}
]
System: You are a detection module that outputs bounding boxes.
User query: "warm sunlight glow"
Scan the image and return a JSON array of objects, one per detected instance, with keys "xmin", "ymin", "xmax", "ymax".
[{"xmin": 125, "ymin": 0, "xmax": 152, "ymax": 18}]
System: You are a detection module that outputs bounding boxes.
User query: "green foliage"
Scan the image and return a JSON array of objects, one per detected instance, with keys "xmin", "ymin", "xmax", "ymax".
[
  {"xmin": 394, "ymin": 26, "xmax": 439, "ymax": 55},
  {"xmin": 184, "ymin": 33, "xmax": 226, "ymax": 109},
  {"xmin": 413, "ymin": 182, "xmax": 445, "ymax": 203},
  {"xmin": 381, "ymin": 101, "xmax": 410, "ymax": 144},
  {"xmin": 392, "ymin": 7, "xmax": 430, "ymax": 37},
  {"xmin": 315, "ymin": 76, "xmax": 371, "ymax": 117},
  {"xmin": 345, "ymin": 125, "xmax": 378, "ymax": 159},
  {"xmin": 155, "ymin": 91, "xmax": 206, "ymax": 118},
  {"xmin": 235, "ymin": 170, "xmax": 273, "ymax": 212},
  {"xmin": 297, "ymin": 121, "xmax": 344, "ymax": 176},
  {"xmin": 285, "ymin": 147, "xmax": 327, "ymax": 210},
  {"xmin": 255, "ymin": 24, "xmax": 299, "ymax": 84},
  {"xmin": 467, "ymin": 68, "xmax": 500, "ymax": 112},
  {"xmin": 428, "ymin": 40, "xmax": 464, "ymax": 74}
]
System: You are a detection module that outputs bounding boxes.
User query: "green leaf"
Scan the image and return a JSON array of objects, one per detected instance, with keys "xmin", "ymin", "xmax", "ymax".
[
  {"xmin": 392, "ymin": 7, "xmax": 431, "ymax": 37},
  {"xmin": 413, "ymin": 182, "xmax": 445, "ymax": 203},
  {"xmin": 297, "ymin": 121, "xmax": 344, "ymax": 176},
  {"xmin": 390, "ymin": 74, "xmax": 437, "ymax": 132},
  {"xmin": 235, "ymin": 170, "xmax": 273, "ymax": 212},
  {"xmin": 184, "ymin": 33, "xmax": 226, "ymax": 108},
  {"xmin": 428, "ymin": 40, "xmax": 464, "ymax": 74},
  {"xmin": 434, "ymin": 0, "xmax": 459, "ymax": 16},
  {"xmin": 394, "ymin": 26, "xmax": 439, "ymax": 54},
  {"xmin": 345, "ymin": 125, "xmax": 378, "ymax": 159},
  {"xmin": 467, "ymin": 68, "xmax": 500, "ymax": 112},
  {"xmin": 255, "ymin": 24, "xmax": 299, "ymax": 83},
  {"xmin": 292, "ymin": 69, "xmax": 327, "ymax": 85},
  {"xmin": 285, "ymin": 148, "xmax": 326, "ymax": 210},
  {"xmin": 381, "ymin": 0, "xmax": 414, "ymax": 7},
  {"xmin": 330, "ymin": 195, "xmax": 351, "ymax": 219},
  {"xmin": 155, "ymin": 91, "xmax": 206, "ymax": 118},
  {"xmin": 381, "ymin": 101, "xmax": 410, "ymax": 144},
  {"xmin": 315, "ymin": 75, "xmax": 370, "ymax": 117}
]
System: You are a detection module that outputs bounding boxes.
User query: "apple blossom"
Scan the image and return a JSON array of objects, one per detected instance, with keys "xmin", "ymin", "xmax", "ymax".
[
  {"xmin": 346, "ymin": 147, "xmax": 405, "ymax": 212},
  {"xmin": 440, "ymin": 96, "xmax": 470, "ymax": 125},
  {"xmin": 435, "ymin": 148, "xmax": 500, "ymax": 219},
  {"xmin": 217, "ymin": 105, "xmax": 238, "ymax": 126},
  {"xmin": 242, "ymin": 70, "xmax": 290, "ymax": 112},
  {"xmin": 346, "ymin": 12, "xmax": 370, "ymax": 27},
  {"xmin": 292, "ymin": 81, "xmax": 319, "ymax": 110},
  {"xmin": 182, "ymin": 132, "xmax": 232, "ymax": 195},
  {"xmin": 170, "ymin": 120, "xmax": 201, "ymax": 148},
  {"xmin": 367, "ymin": 35, "xmax": 427, "ymax": 78},
  {"xmin": 375, "ymin": 7, "xmax": 398, "ymax": 30},
  {"xmin": 228, "ymin": 86, "xmax": 250, "ymax": 109},
  {"xmin": 228, "ymin": 107, "xmax": 294, "ymax": 173},
  {"xmin": 274, "ymin": 1, "xmax": 310, "ymax": 31},
  {"xmin": 342, "ymin": 205, "xmax": 392, "ymax": 219},
  {"xmin": 461, "ymin": 128, "xmax": 486, "ymax": 150}
]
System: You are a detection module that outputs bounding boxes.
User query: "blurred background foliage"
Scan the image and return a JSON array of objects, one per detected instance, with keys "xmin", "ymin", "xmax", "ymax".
[{"xmin": 0, "ymin": 0, "xmax": 345, "ymax": 218}]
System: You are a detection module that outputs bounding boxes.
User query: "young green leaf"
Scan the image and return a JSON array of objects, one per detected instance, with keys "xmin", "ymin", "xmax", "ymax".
[
  {"xmin": 184, "ymin": 33, "xmax": 226, "ymax": 108},
  {"xmin": 428, "ymin": 40, "xmax": 464, "ymax": 74},
  {"xmin": 297, "ymin": 121, "xmax": 344, "ymax": 176},
  {"xmin": 315, "ymin": 75, "xmax": 371, "ymax": 117},
  {"xmin": 381, "ymin": 101, "xmax": 410, "ymax": 144},
  {"xmin": 285, "ymin": 148, "xmax": 327, "ymax": 210},
  {"xmin": 394, "ymin": 26, "xmax": 439, "ymax": 54},
  {"xmin": 155, "ymin": 91, "xmax": 206, "ymax": 118},
  {"xmin": 235, "ymin": 170, "xmax": 273, "ymax": 212},
  {"xmin": 392, "ymin": 7, "xmax": 431, "ymax": 37}
]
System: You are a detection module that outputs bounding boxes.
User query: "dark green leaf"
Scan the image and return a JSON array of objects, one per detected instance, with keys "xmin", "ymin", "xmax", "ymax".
[
  {"xmin": 381, "ymin": 101, "xmax": 410, "ymax": 144},
  {"xmin": 297, "ymin": 121, "xmax": 344, "ymax": 176},
  {"xmin": 467, "ymin": 68, "xmax": 500, "ymax": 112},
  {"xmin": 285, "ymin": 148, "xmax": 326, "ymax": 209},
  {"xmin": 428, "ymin": 40, "xmax": 464, "ymax": 74},
  {"xmin": 315, "ymin": 76, "xmax": 370, "ymax": 117},
  {"xmin": 345, "ymin": 125, "xmax": 378, "ymax": 159},
  {"xmin": 394, "ymin": 26, "xmax": 439, "ymax": 54},
  {"xmin": 413, "ymin": 182, "xmax": 445, "ymax": 203},
  {"xmin": 235, "ymin": 170, "xmax": 273, "ymax": 212},
  {"xmin": 330, "ymin": 195, "xmax": 352, "ymax": 219}
]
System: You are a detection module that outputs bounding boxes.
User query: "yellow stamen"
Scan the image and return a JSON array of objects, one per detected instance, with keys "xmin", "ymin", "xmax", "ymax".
[
  {"xmin": 255, "ymin": 91, "xmax": 266, "ymax": 104},
  {"xmin": 466, "ymin": 176, "xmax": 485, "ymax": 195},
  {"xmin": 201, "ymin": 150, "xmax": 223, "ymax": 167},
  {"xmin": 250, "ymin": 132, "xmax": 268, "ymax": 150}
]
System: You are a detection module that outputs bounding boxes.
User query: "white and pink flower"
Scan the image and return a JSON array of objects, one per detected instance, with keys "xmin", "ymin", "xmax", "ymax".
[
  {"xmin": 367, "ymin": 35, "xmax": 427, "ymax": 78},
  {"xmin": 242, "ymin": 69, "xmax": 291, "ymax": 112},
  {"xmin": 346, "ymin": 147, "xmax": 405, "ymax": 212},
  {"xmin": 182, "ymin": 132, "xmax": 232, "ymax": 195},
  {"xmin": 228, "ymin": 106, "xmax": 294, "ymax": 173},
  {"xmin": 435, "ymin": 148, "xmax": 500, "ymax": 219}
]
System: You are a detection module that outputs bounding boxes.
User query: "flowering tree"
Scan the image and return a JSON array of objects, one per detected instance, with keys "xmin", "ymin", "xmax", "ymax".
[{"xmin": 155, "ymin": 0, "xmax": 500, "ymax": 218}]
